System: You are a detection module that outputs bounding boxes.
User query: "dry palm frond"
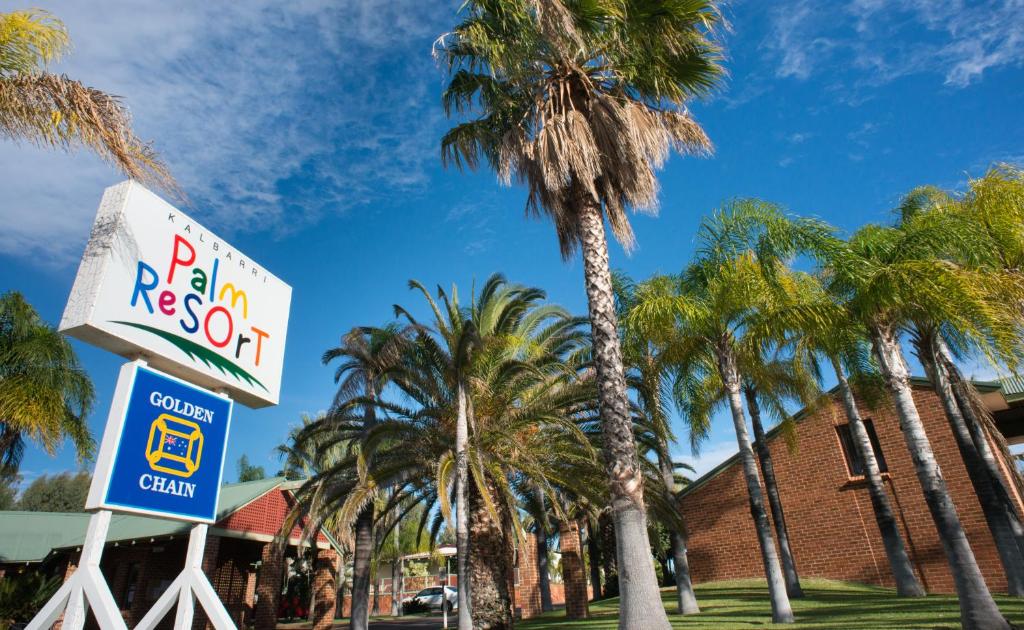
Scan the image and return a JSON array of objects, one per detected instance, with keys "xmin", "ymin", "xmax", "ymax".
[
  {"xmin": 441, "ymin": 0, "xmax": 724, "ymax": 259},
  {"xmin": 0, "ymin": 73, "xmax": 178, "ymax": 195}
]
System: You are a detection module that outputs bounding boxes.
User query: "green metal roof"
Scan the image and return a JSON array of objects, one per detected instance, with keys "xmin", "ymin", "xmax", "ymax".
[
  {"xmin": 0, "ymin": 477, "xmax": 286, "ymax": 564},
  {"xmin": 999, "ymin": 375, "xmax": 1024, "ymax": 402}
]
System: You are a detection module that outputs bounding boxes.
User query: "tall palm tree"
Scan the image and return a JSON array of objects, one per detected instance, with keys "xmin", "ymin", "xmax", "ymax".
[
  {"xmin": 630, "ymin": 265, "xmax": 797, "ymax": 623},
  {"xmin": 0, "ymin": 10, "xmax": 173, "ymax": 190},
  {"xmin": 615, "ymin": 273, "xmax": 699, "ymax": 614},
  {"xmin": 438, "ymin": 3, "xmax": 725, "ymax": 626},
  {"xmin": 628, "ymin": 201, "xmax": 834, "ymax": 623},
  {"xmin": 773, "ymin": 273, "xmax": 926, "ymax": 597},
  {"xmin": 825, "ymin": 218, "xmax": 1016, "ymax": 629},
  {"xmin": 321, "ymin": 325, "xmax": 411, "ymax": 630},
  {"xmin": 0, "ymin": 291, "xmax": 94, "ymax": 474},
  {"xmin": 891, "ymin": 188, "xmax": 1024, "ymax": 596},
  {"xmin": 740, "ymin": 356, "xmax": 818, "ymax": 599}
]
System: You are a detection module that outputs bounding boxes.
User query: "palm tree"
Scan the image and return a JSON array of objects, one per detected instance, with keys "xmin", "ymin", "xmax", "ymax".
[
  {"xmin": 630, "ymin": 265, "xmax": 798, "ymax": 623},
  {"xmin": 628, "ymin": 201, "xmax": 834, "ymax": 623},
  {"xmin": 393, "ymin": 276, "xmax": 597, "ymax": 628},
  {"xmin": 0, "ymin": 291, "xmax": 94, "ymax": 474},
  {"xmin": 892, "ymin": 188, "xmax": 1024, "ymax": 596},
  {"xmin": 438, "ymin": 3, "xmax": 725, "ymax": 626},
  {"xmin": 321, "ymin": 325, "xmax": 411, "ymax": 630},
  {"xmin": 825, "ymin": 218, "xmax": 1015, "ymax": 629},
  {"xmin": 615, "ymin": 273, "xmax": 699, "ymax": 614},
  {"xmin": 0, "ymin": 10, "xmax": 173, "ymax": 190},
  {"xmin": 774, "ymin": 273, "xmax": 926, "ymax": 597},
  {"xmin": 299, "ymin": 274, "xmax": 596, "ymax": 629},
  {"xmin": 740, "ymin": 356, "xmax": 817, "ymax": 598}
]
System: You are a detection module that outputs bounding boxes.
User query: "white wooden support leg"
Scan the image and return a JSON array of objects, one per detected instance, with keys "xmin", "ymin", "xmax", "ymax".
[
  {"xmin": 135, "ymin": 524, "xmax": 236, "ymax": 630},
  {"xmin": 26, "ymin": 510, "xmax": 126, "ymax": 630}
]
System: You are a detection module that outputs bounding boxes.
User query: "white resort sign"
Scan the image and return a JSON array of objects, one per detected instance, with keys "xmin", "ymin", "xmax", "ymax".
[{"xmin": 60, "ymin": 181, "xmax": 292, "ymax": 408}]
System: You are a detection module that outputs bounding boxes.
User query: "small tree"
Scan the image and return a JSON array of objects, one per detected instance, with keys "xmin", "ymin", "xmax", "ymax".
[
  {"xmin": 236, "ymin": 455, "xmax": 266, "ymax": 482},
  {"xmin": 17, "ymin": 472, "xmax": 90, "ymax": 511}
]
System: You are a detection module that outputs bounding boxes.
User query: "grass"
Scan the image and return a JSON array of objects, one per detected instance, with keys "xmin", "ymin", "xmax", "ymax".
[{"xmin": 517, "ymin": 579, "xmax": 1024, "ymax": 629}]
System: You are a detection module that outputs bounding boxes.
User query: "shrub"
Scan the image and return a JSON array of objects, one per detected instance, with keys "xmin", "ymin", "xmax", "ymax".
[
  {"xmin": 402, "ymin": 599, "xmax": 431, "ymax": 615},
  {"xmin": 0, "ymin": 572, "xmax": 61, "ymax": 629}
]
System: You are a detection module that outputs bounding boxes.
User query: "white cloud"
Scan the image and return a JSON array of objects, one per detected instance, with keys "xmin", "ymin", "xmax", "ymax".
[
  {"xmin": 675, "ymin": 440, "xmax": 739, "ymax": 479},
  {"xmin": 764, "ymin": 0, "xmax": 1024, "ymax": 88},
  {"xmin": 1, "ymin": 0, "xmax": 456, "ymax": 265}
]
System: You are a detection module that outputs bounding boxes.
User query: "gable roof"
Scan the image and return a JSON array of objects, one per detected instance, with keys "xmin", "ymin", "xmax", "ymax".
[
  {"xmin": 0, "ymin": 477, "xmax": 307, "ymax": 564},
  {"xmin": 676, "ymin": 376, "xmax": 1009, "ymax": 501}
]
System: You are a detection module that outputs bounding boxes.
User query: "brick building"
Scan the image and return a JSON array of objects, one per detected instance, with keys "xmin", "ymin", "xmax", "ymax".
[
  {"xmin": 0, "ymin": 478, "xmax": 343, "ymax": 629},
  {"xmin": 678, "ymin": 378, "xmax": 1024, "ymax": 594}
]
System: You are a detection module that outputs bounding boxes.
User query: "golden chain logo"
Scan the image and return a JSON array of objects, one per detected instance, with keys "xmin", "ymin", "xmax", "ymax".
[{"xmin": 145, "ymin": 414, "xmax": 204, "ymax": 478}]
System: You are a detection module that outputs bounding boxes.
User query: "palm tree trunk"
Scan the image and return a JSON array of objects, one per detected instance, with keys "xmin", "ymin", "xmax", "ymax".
[
  {"xmin": 871, "ymin": 325, "xmax": 1009, "ymax": 630},
  {"xmin": 391, "ymin": 521, "xmax": 401, "ymax": 616},
  {"xmin": 599, "ymin": 512, "xmax": 618, "ymax": 597},
  {"xmin": 456, "ymin": 382, "xmax": 472, "ymax": 629},
  {"xmin": 831, "ymin": 358, "xmax": 925, "ymax": 597},
  {"xmin": 350, "ymin": 505, "xmax": 374, "ymax": 630},
  {"xmin": 658, "ymin": 454, "xmax": 699, "ymax": 614},
  {"xmin": 576, "ymin": 194, "xmax": 671, "ymax": 630},
  {"xmin": 937, "ymin": 343, "xmax": 1024, "ymax": 560},
  {"xmin": 536, "ymin": 520, "xmax": 554, "ymax": 612},
  {"xmin": 745, "ymin": 387, "xmax": 804, "ymax": 599},
  {"xmin": 468, "ymin": 478, "xmax": 514, "ymax": 630},
  {"xmin": 718, "ymin": 349, "xmax": 794, "ymax": 624},
  {"xmin": 586, "ymin": 518, "xmax": 603, "ymax": 600},
  {"xmin": 915, "ymin": 335, "xmax": 1024, "ymax": 596}
]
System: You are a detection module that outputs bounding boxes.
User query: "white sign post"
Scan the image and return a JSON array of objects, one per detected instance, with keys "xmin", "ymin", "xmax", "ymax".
[{"xmin": 29, "ymin": 182, "xmax": 292, "ymax": 630}]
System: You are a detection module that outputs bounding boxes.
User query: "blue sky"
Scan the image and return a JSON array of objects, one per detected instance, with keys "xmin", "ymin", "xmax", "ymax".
[{"xmin": 2, "ymin": 0, "xmax": 1023, "ymax": 487}]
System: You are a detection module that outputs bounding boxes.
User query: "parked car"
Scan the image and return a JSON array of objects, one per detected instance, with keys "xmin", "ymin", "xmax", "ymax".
[{"xmin": 403, "ymin": 585, "xmax": 457, "ymax": 612}]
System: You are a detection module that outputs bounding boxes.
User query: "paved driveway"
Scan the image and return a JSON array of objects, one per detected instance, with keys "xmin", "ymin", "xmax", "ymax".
[
  {"xmin": 279, "ymin": 615, "xmax": 454, "ymax": 630},
  {"xmin": 369, "ymin": 615, "xmax": 452, "ymax": 629}
]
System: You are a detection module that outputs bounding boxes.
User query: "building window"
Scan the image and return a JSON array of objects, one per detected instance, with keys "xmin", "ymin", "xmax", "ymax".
[
  {"xmin": 121, "ymin": 562, "xmax": 141, "ymax": 609},
  {"xmin": 836, "ymin": 419, "xmax": 888, "ymax": 477}
]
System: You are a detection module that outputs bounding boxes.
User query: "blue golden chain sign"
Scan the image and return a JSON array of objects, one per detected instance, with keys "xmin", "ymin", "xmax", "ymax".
[{"xmin": 98, "ymin": 365, "xmax": 232, "ymax": 522}]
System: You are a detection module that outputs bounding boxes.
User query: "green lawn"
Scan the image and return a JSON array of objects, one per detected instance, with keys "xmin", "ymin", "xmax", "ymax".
[{"xmin": 518, "ymin": 579, "xmax": 1024, "ymax": 629}]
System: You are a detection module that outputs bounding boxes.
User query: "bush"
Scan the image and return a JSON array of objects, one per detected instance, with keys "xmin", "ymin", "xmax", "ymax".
[
  {"xmin": 0, "ymin": 572, "xmax": 61, "ymax": 629},
  {"xmin": 402, "ymin": 599, "xmax": 431, "ymax": 615}
]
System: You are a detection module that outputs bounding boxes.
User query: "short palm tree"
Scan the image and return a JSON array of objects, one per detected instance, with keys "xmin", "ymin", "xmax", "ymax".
[
  {"xmin": 393, "ymin": 275, "xmax": 598, "ymax": 628},
  {"xmin": 321, "ymin": 325, "xmax": 411, "ymax": 630},
  {"xmin": 0, "ymin": 291, "xmax": 94, "ymax": 474},
  {"xmin": 294, "ymin": 275, "xmax": 599, "ymax": 630},
  {"xmin": 825, "ymin": 218, "xmax": 1017, "ymax": 629},
  {"xmin": 0, "ymin": 9, "xmax": 173, "ymax": 189},
  {"xmin": 438, "ymin": 3, "xmax": 725, "ymax": 626}
]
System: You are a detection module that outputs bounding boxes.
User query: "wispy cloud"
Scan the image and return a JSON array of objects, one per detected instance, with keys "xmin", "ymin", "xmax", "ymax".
[
  {"xmin": 764, "ymin": 0, "xmax": 1024, "ymax": 88},
  {"xmin": 676, "ymin": 440, "xmax": 738, "ymax": 479},
  {"xmin": 0, "ymin": 0, "xmax": 456, "ymax": 265}
]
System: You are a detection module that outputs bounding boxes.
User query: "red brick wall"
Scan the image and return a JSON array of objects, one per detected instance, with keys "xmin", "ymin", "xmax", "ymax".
[
  {"xmin": 559, "ymin": 521, "xmax": 589, "ymax": 619},
  {"xmin": 679, "ymin": 386, "xmax": 1023, "ymax": 594},
  {"xmin": 516, "ymin": 532, "xmax": 543, "ymax": 618},
  {"xmin": 311, "ymin": 549, "xmax": 339, "ymax": 630},
  {"xmin": 217, "ymin": 488, "xmax": 329, "ymax": 546}
]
